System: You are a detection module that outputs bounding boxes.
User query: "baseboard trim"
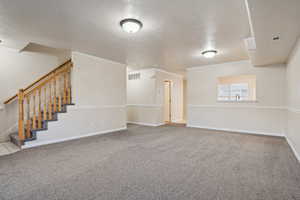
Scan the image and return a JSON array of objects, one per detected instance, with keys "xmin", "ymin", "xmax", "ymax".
[
  {"xmin": 285, "ymin": 137, "xmax": 300, "ymax": 163},
  {"xmin": 22, "ymin": 127, "xmax": 127, "ymax": 149},
  {"xmin": 186, "ymin": 124, "xmax": 284, "ymax": 137},
  {"xmin": 127, "ymin": 121, "xmax": 165, "ymax": 127},
  {"xmin": 171, "ymin": 119, "xmax": 182, "ymax": 123}
]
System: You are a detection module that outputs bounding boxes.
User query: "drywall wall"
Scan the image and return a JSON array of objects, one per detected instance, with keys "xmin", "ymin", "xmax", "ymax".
[
  {"xmin": 24, "ymin": 52, "xmax": 127, "ymax": 147},
  {"xmin": 187, "ymin": 60, "xmax": 286, "ymax": 136},
  {"xmin": 126, "ymin": 69, "xmax": 160, "ymax": 125},
  {"xmin": 127, "ymin": 68, "xmax": 184, "ymax": 126},
  {"xmin": 286, "ymin": 38, "xmax": 300, "ymax": 161},
  {"xmin": 0, "ymin": 46, "xmax": 70, "ymax": 142}
]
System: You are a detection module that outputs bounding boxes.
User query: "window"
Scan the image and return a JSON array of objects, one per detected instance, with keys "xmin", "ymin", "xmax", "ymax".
[{"xmin": 217, "ymin": 75, "xmax": 256, "ymax": 102}]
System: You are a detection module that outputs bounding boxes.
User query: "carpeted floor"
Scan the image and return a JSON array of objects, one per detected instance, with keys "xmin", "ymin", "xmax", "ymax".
[{"xmin": 0, "ymin": 124, "xmax": 300, "ymax": 200}]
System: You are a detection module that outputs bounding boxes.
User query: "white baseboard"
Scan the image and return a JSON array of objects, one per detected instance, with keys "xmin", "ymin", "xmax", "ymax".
[
  {"xmin": 171, "ymin": 119, "xmax": 185, "ymax": 123},
  {"xmin": 22, "ymin": 127, "xmax": 127, "ymax": 149},
  {"xmin": 127, "ymin": 121, "xmax": 165, "ymax": 127},
  {"xmin": 186, "ymin": 124, "xmax": 284, "ymax": 137},
  {"xmin": 285, "ymin": 137, "xmax": 300, "ymax": 163}
]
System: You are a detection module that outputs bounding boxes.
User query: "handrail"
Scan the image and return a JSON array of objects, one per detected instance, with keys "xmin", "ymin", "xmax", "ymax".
[
  {"xmin": 25, "ymin": 66, "xmax": 71, "ymax": 97},
  {"xmin": 4, "ymin": 59, "xmax": 72, "ymax": 104}
]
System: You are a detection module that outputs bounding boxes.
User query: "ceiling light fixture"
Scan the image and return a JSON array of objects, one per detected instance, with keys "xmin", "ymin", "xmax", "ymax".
[
  {"xmin": 120, "ymin": 18, "xmax": 143, "ymax": 33},
  {"xmin": 202, "ymin": 50, "xmax": 217, "ymax": 58}
]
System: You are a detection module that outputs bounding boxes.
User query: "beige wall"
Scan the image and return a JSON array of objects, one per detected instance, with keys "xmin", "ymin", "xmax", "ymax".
[
  {"xmin": 0, "ymin": 46, "xmax": 70, "ymax": 142},
  {"xmin": 23, "ymin": 52, "xmax": 127, "ymax": 148},
  {"xmin": 286, "ymin": 38, "xmax": 300, "ymax": 160},
  {"xmin": 126, "ymin": 69, "xmax": 160, "ymax": 125},
  {"xmin": 127, "ymin": 69, "xmax": 156, "ymax": 105},
  {"xmin": 127, "ymin": 68, "xmax": 184, "ymax": 126},
  {"xmin": 187, "ymin": 60, "xmax": 286, "ymax": 136}
]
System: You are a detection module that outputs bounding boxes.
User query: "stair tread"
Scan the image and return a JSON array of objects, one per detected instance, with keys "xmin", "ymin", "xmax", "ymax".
[{"xmin": 10, "ymin": 103, "xmax": 74, "ymax": 146}]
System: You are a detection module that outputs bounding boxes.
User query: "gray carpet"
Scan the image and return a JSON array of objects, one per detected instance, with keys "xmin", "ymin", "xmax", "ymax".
[{"xmin": 0, "ymin": 124, "xmax": 300, "ymax": 200}]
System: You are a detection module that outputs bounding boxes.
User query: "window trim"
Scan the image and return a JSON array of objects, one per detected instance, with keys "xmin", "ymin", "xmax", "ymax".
[{"xmin": 216, "ymin": 74, "xmax": 257, "ymax": 103}]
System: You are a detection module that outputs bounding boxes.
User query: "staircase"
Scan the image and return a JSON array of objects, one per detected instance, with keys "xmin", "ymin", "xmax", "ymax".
[{"xmin": 4, "ymin": 60, "xmax": 74, "ymax": 147}]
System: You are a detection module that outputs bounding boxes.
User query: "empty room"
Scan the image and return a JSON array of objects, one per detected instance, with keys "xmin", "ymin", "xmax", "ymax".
[{"xmin": 0, "ymin": 0, "xmax": 300, "ymax": 199}]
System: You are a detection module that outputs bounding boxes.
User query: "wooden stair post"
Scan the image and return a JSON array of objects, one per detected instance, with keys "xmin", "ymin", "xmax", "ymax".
[
  {"xmin": 32, "ymin": 91, "xmax": 37, "ymax": 130},
  {"xmin": 58, "ymin": 75, "xmax": 62, "ymax": 112},
  {"xmin": 48, "ymin": 81, "xmax": 53, "ymax": 120},
  {"xmin": 38, "ymin": 88, "xmax": 42, "ymax": 129},
  {"xmin": 53, "ymin": 77, "xmax": 57, "ymax": 112},
  {"xmin": 43, "ymin": 86, "xmax": 48, "ymax": 121},
  {"xmin": 18, "ymin": 89, "xmax": 25, "ymax": 141},
  {"xmin": 4, "ymin": 60, "xmax": 73, "ymax": 146},
  {"xmin": 63, "ymin": 72, "xmax": 67, "ymax": 104},
  {"xmin": 67, "ymin": 70, "xmax": 72, "ymax": 104},
  {"xmin": 26, "ymin": 96, "xmax": 31, "ymax": 138}
]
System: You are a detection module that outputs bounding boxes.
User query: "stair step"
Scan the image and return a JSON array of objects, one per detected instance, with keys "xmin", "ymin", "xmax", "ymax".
[
  {"xmin": 9, "ymin": 132, "xmax": 24, "ymax": 147},
  {"xmin": 10, "ymin": 102, "xmax": 74, "ymax": 146}
]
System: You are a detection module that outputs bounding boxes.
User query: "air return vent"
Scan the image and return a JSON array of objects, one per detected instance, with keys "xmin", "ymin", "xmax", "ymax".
[{"xmin": 128, "ymin": 73, "xmax": 141, "ymax": 80}]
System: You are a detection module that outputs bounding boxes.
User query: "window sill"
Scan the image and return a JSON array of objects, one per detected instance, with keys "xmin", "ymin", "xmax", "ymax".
[{"xmin": 217, "ymin": 100, "xmax": 258, "ymax": 103}]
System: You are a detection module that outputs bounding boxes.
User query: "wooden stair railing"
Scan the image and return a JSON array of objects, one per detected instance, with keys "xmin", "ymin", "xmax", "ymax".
[{"xmin": 4, "ymin": 60, "xmax": 73, "ymax": 143}]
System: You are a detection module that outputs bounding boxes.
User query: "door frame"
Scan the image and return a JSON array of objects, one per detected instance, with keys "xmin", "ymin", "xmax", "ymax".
[{"xmin": 164, "ymin": 80, "xmax": 172, "ymax": 123}]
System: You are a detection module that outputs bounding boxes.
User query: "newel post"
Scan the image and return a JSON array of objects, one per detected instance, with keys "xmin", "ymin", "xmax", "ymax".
[{"xmin": 18, "ymin": 89, "xmax": 25, "ymax": 141}]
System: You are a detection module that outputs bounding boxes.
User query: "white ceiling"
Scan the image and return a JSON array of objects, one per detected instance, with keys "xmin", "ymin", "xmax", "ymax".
[
  {"xmin": 247, "ymin": 0, "xmax": 300, "ymax": 66},
  {"xmin": 0, "ymin": 0, "xmax": 299, "ymax": 73}
]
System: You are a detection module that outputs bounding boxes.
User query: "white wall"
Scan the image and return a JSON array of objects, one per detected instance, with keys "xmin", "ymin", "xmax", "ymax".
[
  {"xmin": 0, "ymin": 46, "xmax": 70, "ymax": 142},
  {"xmin": 24, "ymin": 52, "xmax": 127, "ymax": 148},
  {"xmin": 286, "ymin": 38, "xmax": 300, "ymax": 160},
  {"xmin": 127, "ymin": 68, "xmax": 184, "ymax": 126},
  {"xmin": 187, "ymin": 60, "xmax": 286, "ymax": 136},
  {"xmin": 126, "ymin": 69, "xmax": 160, "ymax": 125}
]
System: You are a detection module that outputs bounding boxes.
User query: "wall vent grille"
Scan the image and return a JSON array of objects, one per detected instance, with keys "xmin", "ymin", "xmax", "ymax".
[{"xmin": 128, "ymin": 73, "xmax": 141, "ymax": 80}]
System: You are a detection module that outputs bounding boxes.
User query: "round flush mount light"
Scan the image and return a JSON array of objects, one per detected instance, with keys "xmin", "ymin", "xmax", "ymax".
[
  {"xmin": 120, "ymin": 18, "xmax": 143, "ymax": 33},
  {"xmin": 202, "ymin": 50, "xmax": 217, "ymax": 58}
]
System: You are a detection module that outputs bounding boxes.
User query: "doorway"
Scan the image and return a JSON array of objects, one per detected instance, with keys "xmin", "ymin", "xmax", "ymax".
[{"xmin": 164, "ymin": 80, "xmax": 171, "ymax": 123}]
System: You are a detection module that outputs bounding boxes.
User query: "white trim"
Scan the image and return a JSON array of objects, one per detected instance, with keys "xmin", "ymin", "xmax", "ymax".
[
  {"xmin": 154, "ymin": 69, "xmax": 183, "ymax": 78},
  {"xmin": 22, "ymin": 127, "xmax": 127, "ymax": 149},
  {"xmin": 244, "ymin": 0, "xmax": 255, "ymax": 37},
  {"xmin": 186, "ymin": 60, "xmax": 250, "ymax": 71},
  {"xmin": 127, "ymin": 68, "xmax": 183, "ymax": 78},
  {"xmin": 127, "ymin": 121, "xmax": 165, "ymax": 127},
  {"xmin": 188, "ymin": 104, "xmax": 286, "ymax": 110},
  {"xmin": 171, "ymin": 119, "xmax": 184, "ymax": 123},
  {"xmin": 286, "ymin": 136, "xmax": 300, "ymax": 163},
  {"xmin": 72, "ymin": 51, "xmax": 125, "ymax": 66},
  {"xmin": 126, "ymin": 104, "xmax": 162, "ymax": 108},
  {"xmin": 287, "ymin": 107, "xmax": 300, "ymax": 114},
  {"xmin": 186, "ymin": 124, "xmax": 284, "ymax": 137},
  {"xmin": 69, "ymin": 105, "xmax": 126, "ymax": 110},
  {"xmin": 216, "ymin": 100, "xmax": 258, "ymax": 103}
]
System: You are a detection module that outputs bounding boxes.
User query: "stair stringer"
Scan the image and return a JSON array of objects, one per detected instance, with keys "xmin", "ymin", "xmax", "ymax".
[{"xmin": 22, "ymin": 106, "xmax": 127, "ymax": 148}]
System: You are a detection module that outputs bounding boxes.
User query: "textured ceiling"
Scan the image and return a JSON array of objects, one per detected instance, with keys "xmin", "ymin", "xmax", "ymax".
[
  {"xmin": 0, "ymin": 0, "xmax": 250, "ymax": 73},
  {"xmin": 247, "ymin": 0, "xmax": 300, "ymax": 66},
  {"xmin": 0, "ymin": 0, "xmax": 299, "ymax": 73}
]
